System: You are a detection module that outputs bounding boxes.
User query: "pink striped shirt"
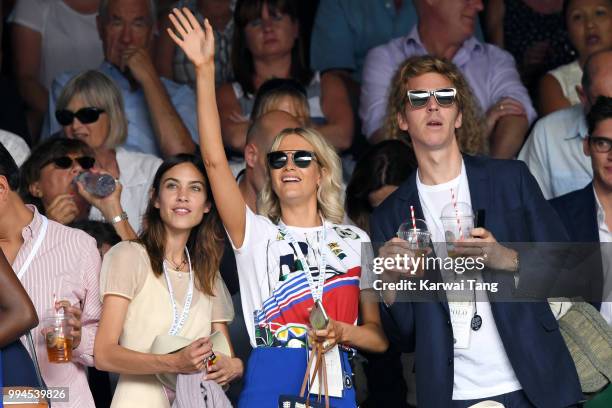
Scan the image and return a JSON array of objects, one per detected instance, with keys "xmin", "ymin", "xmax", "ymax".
[{"xmin": 14, "ymin": 205, "xmax": 101, "ymax": 408}]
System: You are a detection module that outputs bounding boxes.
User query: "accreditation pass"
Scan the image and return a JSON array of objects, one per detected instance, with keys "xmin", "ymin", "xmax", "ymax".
[{"xmin": 3, "ymin": 387, "xmax": 69, "ymax": 404}]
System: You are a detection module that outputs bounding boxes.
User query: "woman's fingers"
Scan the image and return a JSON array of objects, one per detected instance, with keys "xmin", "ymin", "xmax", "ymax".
[
  {"xmin": 184, "ymin": 8, "xmax": 202, "ymax": 34},
  {"xmin": 171, "ymin": 8, "xmax": 192, "ymax": 35}
]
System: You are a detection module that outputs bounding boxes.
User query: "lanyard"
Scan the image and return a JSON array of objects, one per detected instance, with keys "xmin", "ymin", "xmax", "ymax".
[
  {"xmin": 17, "ymin": 216, "xmax": 49, "ymax": 281},
  {"xmin": 278, "ymin": 220, "xmax": 328, "ymax": 302},
  {"xmin": 163, "ymin": 247, "xmax": 194, "ymax": 336}
]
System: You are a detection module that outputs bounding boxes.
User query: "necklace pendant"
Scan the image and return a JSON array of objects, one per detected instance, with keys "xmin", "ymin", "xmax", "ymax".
[{"xmin": 471, "ymin": 314, "xmax": 482, "ymax": 331}]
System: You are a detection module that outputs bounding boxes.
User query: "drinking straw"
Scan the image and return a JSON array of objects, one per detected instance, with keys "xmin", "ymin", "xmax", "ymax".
[
  {"xmin": 410, "ymin": 205, "xmax": 417, "ymax": 232},
  {"xmin": 450, "ymin": 188, "xmax": 463, "ymax": 240}
]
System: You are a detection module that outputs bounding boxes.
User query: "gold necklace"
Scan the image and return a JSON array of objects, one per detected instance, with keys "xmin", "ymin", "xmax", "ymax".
[{"xmin": 166, "ymin": 257, "xmax": 187, "ymax": 271}]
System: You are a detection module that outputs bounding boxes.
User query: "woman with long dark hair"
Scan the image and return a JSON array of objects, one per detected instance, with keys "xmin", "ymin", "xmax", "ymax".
[
  {"xmin": 94, "ymin": 154, "xmax": 242, "ymax": 407},
  {"xmin": 216, "ymin": 0, "xmax": 353, "ymax": 153}
]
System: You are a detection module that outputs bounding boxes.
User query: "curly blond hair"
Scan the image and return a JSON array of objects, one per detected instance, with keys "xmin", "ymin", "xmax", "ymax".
[
  {"xmin": 383, "ymin": 55, "xmax": 487, "ymax": 155},
  {"xmin": 258, "ymin": 127, "xmax": 344, "ymax": 224}
]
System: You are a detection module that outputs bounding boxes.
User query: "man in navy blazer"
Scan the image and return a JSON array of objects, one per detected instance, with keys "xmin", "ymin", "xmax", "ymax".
[
  {"xmin": 370, "ymin": 56, "xmax": 582, "ymax": 407},
  {"xmin": 550, "ymin": 96, "xmax": 612, "ymax": 323}
]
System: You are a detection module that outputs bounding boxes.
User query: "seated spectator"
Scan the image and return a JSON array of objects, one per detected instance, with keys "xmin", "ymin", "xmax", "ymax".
[
  {"xmin": 216, "ymin": 0, "xmax": 353, "ymax": 153},
  {"xmin": 251, "ymin": 78, "xmax": 310, "ymax": 125},
  {"xmin": 9, "ymin": 0, "xmax": 103, "ymax": 139},
  {"xmin": 20, "ymin": 137, "xmax": 94, "ymax": 224},
  {"xmin": 345, "ymin": 140, "xmax": 416, "ymax": 232},
  {"xmin": 156, "ymin": 0, "xmax": 235, "ymax": 87},
  {"xmin": 227, "ymin": 78, "xmax": 309, "ymax": 177},
  {"xmin": 311, "ymin": 0, "xmax": 485, "ymax": 101},
  {"xmin": 538, "ymin": 0, "xmax": 612, "ymax": 115},
  {"xmin": 0, "ymin": 129, "xmax": 30, "ymax": 166},
  {"xmin": 0, "ymin": 142, "xmax": 101, "ymax": 408},
  {"xmin": 239, "ymin": 110, "xmax": 301, "ymax": 210},
  {"xmin": 519, "ymin": 48, "xmax": 612, "ymax": 198},
  {"xmin": 55, "ymin": 70, "xmax": 161, "ymax": 235},
  {"xmin": 0, "ymin": 248, "xmax": 39, "ymax": 388},
  {"xmin": 485, "ymin": 0, "xmax": 574, "ymax": 95},
  {"xmin": 94, "ymin": 154, "xmax": 242, "ymax": 407},
  {"xmin": 19, "ymin": 137, "xmax": 139, "ymax": 241},
  {"xmin": 44, "ymin": 0, "xmax": 199, "ymax": 158},
  {"xmin": 550, "ymin": 95, "xmax": 612, "ymax": 324},
  {"xmin": 360, "ymin": 0, "xmax": 536, "ymax": 159}
]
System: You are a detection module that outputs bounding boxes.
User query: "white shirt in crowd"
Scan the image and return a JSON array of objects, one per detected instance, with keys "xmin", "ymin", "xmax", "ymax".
[
  {"xmin": 594, "ymin": 188, "xmax": 612, "ymax": 325},
  {"xmin": 417, "ymin": 160, "xmax": 522, "ymax": 400},
  {"xmin": 9, "ymin": 0, "xmax": 104, "ymax": 89},
  {"xmin": 88, "ymin": 148, "xmax": 161, "ymax": 234},
  {"xmin": 518, "ymin": 104, "xmax": 592, "ymax": 199}
]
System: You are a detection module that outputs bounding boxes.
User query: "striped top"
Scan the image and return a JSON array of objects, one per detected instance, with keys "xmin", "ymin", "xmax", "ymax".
[
  {"xmin": 231, "ymin": 207, "xmax": 374, "ymax": 348},
  {"xmin": 14, "ymin": 205, "xmax": 101, "ymax": 408}
]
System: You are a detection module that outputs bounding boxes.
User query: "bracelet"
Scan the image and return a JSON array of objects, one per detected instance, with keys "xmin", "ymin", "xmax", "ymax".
[{"xmin": 109, "ymin": 211, "xmax": 128, "ymax": 225}]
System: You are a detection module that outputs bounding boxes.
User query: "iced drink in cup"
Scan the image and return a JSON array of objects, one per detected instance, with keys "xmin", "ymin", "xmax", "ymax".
[
  {"xmin": 397, "ymin": 219, "xmax": 431, "ymax": 274},
  {"xmin": 43, "ymin": 308, "xmax": 73, "ymax": 363},
  {"xmin": 440, "ymin": 202, "xmax": 474, "ymax": 259}
]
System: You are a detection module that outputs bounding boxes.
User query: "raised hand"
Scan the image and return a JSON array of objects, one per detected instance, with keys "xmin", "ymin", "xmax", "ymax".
[{"xmin": 167, "ymin": 8, "xmax": 215, "ymax": 69}]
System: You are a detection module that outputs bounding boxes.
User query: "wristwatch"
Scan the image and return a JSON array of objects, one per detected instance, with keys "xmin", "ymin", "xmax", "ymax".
[{"xmin": 109, "ymin": 211, "xmax": 128, "ymax": 225}]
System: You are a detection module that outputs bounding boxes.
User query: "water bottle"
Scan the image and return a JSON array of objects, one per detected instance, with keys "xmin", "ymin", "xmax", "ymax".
[{"xmin": 75, "ymin": 172, "xmax": 116, "ymax": 197}]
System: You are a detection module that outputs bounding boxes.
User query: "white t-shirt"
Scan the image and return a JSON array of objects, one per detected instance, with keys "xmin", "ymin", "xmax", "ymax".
[
  {"xmin": 9, "ymin": 0, "xmax": 104, "ymax": 89},
  {"xmin": 417, "ymin": 161, "xmax": 522, "ymax": 400},
  {"xmin": 231, "ymin": 207, "xmax": 374, "ymax": 348}
]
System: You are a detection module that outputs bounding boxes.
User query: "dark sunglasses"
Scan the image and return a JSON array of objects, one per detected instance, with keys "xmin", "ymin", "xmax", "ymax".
[
  {"xmin": 43, "ymin": 156, "xmax": 96, "ymax": 170},
  {"xmin": 267, "ymin": 150, "xmax": 316, "ymax": 170},
  {"xmin": 589, "ymin": 136, "xmax": 612, "ymax": 153},
  {"xmin": 55, "ymin": 107, "xmax": 105, "ymax": 126},
  {"xmin": 407, "ymin": 88, "xmax": 457, "ymax": 108}
]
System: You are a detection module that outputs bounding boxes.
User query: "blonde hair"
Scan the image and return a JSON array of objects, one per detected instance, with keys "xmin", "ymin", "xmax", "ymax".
[
  {"xmin": 56, "ymin": 70, "xmax": 128, "ymax": 149},
  {"xmin": 383, "ymin": 55, "xmax": 487, "ymax": 155},
  {"xmin": 258, "ymin": 127, "xmax": 344, "ymax": 224}
]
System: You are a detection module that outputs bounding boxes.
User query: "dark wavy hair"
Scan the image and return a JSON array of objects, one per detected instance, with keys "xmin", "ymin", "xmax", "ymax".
[
  {"xmin": 345, "ymin": 140, "xmax": 416, "ymax": 233},
  {"xmin": 19, "ymin": 136, "xmax": 94, "ymax": 214},
  {"xmin": 232, "ymin": 0, "xmax": 313, "ymax": 95},
  {"xmin": 139, "ymin": 154, "xmax": 225, "ymax": 296}
]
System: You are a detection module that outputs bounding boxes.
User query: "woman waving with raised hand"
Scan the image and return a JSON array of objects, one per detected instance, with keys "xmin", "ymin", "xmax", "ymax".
[{"xmin": 168, "ymin": 8, "xmax": 387, "ymax": 408}]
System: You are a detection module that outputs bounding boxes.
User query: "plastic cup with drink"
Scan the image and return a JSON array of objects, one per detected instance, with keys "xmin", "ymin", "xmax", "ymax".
[
  {"xmin": 43, "ymin": 305, "xmax": 74, "ymax": 364},
  {"xmin": 396, "ymin": 214, "xmax": 431, "ymax": 275},
  {"xmin": 440, "ymin": 202, "xmax": 475, "ymax": 260}
]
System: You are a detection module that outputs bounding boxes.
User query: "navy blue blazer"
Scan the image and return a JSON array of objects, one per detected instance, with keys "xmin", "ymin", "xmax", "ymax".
[
  {"xmin": 550, "ymin": 183, "xmax": 604, "ymax": 307},
  {"xmin": 370, "ymin": 155, "xmax": 582, "ymax": 407},
  {"xmin": 550, "ymin": 183, "xmax": 599, "ymax": 242}
]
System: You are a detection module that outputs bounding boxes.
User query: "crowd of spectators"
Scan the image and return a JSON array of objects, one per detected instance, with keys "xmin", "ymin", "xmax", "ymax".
[{"xmin": 1, "ymin": 1, "xmax": 611, "ymax": 407}]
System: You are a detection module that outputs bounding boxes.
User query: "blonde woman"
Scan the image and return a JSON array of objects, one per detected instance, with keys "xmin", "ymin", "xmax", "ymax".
[
  {"xmin": 55, "ymin": 70, "xmax": 162, "ymax": 238},
  {"xmin": 167, "ymin": 8, "xmax": 387, "ymax": 407}
]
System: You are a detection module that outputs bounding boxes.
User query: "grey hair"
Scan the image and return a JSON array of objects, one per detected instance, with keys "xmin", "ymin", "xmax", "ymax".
[
  {"xmin": 56, "ymin": 70, "xmax": 128, "ymax": 149},
  {"xmin": 98, "ymin": 0, "xmax": 157, "ymax": 26}
]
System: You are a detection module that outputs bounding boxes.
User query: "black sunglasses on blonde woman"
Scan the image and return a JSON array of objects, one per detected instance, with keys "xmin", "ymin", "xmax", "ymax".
[
  {"xmin": 55, "ymin": 107, "xmax": 105, "ymax": 126},
  {"xmin": 407, "ymin": 88, "xmax": 456, "ymax": 108},
  {"xmin": 267, "ymin": 150, "xmax": 316, "ymax": 170}
]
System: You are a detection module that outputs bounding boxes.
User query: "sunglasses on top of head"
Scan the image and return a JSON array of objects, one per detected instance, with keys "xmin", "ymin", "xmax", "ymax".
[
  {"xmin": 407, "ymin": 88, "xmax": 457, "ymax": 109},
  {"xmin": 42, "ymin": 156, "xmax": 96, "ymax": 170},
  {"xmin": 55, "ymin": 107, "xmax": 105, "ymax": 126},
  {"xmin": 267, "ymin": 150, "xmax": 317, "ymax": 170}
]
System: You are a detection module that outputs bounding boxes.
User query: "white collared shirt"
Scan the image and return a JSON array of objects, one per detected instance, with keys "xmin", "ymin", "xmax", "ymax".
[
  {"xmin": 88, "ymin": 148, "xmax": 161, "ymax": 234},
  {"xmin": 519, "ymin": 104, "xmax": 592, "ymax": 199},
  {"xmin": 594, "ymin": 189, "xmax": 612, "ymax": 324}
]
